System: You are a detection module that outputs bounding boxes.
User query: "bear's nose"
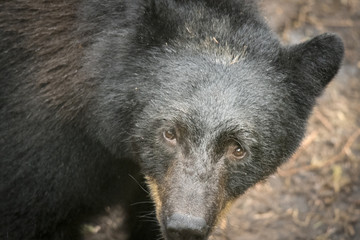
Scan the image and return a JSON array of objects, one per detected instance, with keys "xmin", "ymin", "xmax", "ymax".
[{"xmin": 166, "ymin": 213, "xmax": 208, "ymax": 240}]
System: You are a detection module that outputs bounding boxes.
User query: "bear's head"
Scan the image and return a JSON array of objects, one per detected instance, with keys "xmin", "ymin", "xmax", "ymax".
[{"xmin": 132, "ymin": 33, "xmax": 343, "ymax": 240}]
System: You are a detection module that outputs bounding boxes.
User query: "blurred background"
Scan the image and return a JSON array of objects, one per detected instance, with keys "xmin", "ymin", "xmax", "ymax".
[{"xmin": 85, "ymin": 0, "xmax": 360, "ymax": 239}]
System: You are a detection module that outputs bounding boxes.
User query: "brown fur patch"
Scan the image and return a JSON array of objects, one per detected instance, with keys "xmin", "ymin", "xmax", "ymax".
[
  {"xmin": 144, "ymin": 175, "xmax": 163, "ymax": 221},
  {"xmin": 214, "ymin": 198, "xmax": 236, "ymax": 228}
]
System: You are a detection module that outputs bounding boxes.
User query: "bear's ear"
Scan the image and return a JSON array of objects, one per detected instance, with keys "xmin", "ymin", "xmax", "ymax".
[{"xmin": 281, "ymin": 33, "xmax": 344, "ymax": 97}]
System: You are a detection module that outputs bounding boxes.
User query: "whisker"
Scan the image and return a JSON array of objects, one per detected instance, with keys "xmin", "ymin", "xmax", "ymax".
[
  {"xmin": 128, "ymin": 174, "xmax": 149, "ymax": 194},
  {"xmin": 130, "ymin": 201, "xmax": 153, "ymax": 206}
]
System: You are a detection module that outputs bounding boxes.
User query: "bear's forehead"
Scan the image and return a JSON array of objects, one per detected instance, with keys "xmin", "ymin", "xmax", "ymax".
[
  {"xmin": 153, "ymin": 59, "xmax": 282, "ymax": 118},
  {"xmin": 153, "ymin": 49, "xmax": 280, "ymax": 91},
  {"xmin": 148, "ymin": 80, "xmax": 276, "ymax": 138},
  {"xmin": 142, "ymin": 50, "xmax": 285, "ymax": 136}
]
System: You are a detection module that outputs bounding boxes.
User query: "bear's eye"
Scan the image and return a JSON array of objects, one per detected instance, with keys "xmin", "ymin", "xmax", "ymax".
[
  {"xmin": 163, "ymin": 129, "xmax": 177, "ymax": 145},
  {"xmin": 227, "ymin": 142, "xmax": 247, "ymax": 160},
  {"xmin": 233, "ymin": 146, "xmax": 246, "ymax": 158}
]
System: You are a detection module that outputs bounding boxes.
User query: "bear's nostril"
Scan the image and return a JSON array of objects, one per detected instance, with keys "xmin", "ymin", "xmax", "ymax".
[{"xmin": 166, "ymin": 213, "xmax": 207, "ymax": 240}]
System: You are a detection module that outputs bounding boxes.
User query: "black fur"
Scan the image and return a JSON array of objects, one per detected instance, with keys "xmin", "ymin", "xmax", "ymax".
[{"xmin": 0, "ymin": 0, "xmax": 344, "ymax": 240}]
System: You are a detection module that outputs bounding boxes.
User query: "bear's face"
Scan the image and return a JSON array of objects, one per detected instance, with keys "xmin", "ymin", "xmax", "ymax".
[
  {"xmin": 130, "ymin": 31, "xmax": 343, "ymax": 239},
  {"xmin": 131, "ymin": 46, "xmax": 316, "ymax": 238}
]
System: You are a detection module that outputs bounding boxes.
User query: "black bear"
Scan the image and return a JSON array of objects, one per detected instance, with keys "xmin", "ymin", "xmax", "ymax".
[{"xmin": 0, "ymin": 0, "xmax": 344, "ymax": 240}]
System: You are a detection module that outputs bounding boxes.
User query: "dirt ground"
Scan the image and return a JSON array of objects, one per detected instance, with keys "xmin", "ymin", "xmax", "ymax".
[{"xmin": 84, "ymin": 0, "xmax": 360, "ymax": 239}]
